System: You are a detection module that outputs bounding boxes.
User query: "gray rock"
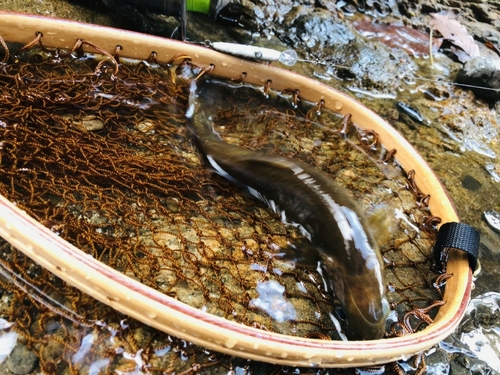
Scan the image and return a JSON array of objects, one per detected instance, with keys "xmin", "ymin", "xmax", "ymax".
[
  {"xmin": 457, "ymin": 55, "xmax": 500, "ymax": 100},
  {"xmin": 281, "ymin": 9, "xmax": 355, "ymax": 50},
  {"xmin": 277, "ymin": 7, "xmax": 417, "ymax": 91},
  {"xmin": 6, "ymin": 344, "xmax": 38, "ymax": 375}
]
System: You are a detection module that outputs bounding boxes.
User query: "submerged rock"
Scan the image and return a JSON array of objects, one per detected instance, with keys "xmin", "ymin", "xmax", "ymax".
[
  {"xmin": 457, "ymin": 56, "xmax": 500, "ymax": 101},
  {"xmin": 6, "ymin": 344, "xmax": 38, "ymax": 375}
]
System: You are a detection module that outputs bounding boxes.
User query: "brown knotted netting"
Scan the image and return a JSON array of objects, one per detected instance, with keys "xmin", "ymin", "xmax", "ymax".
[{"xmin": 0, "ymin": 35, "xmax": 445, "ymax": 374}]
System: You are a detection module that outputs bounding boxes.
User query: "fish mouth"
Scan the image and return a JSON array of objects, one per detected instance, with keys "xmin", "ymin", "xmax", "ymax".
[{"xmin": 342, "ymin": 295, "xmax": 390, "ymax": 340}]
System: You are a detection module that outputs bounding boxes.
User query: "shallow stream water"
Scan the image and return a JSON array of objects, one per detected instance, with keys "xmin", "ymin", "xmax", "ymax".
[{"xmin": 0, "ymin": 0, "xmax": 500, "ymax": 374}]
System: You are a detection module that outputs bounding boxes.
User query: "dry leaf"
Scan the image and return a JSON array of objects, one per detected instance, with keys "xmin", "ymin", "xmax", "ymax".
[{"xmin": 430, "ymin": 13, "xmax": 480, "ymax": 62}]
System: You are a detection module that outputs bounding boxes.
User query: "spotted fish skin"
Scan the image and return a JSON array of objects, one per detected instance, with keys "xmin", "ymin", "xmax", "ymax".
[{"xmin": 186, "ymin": 80, "xmax": 390, "ymax": 340}]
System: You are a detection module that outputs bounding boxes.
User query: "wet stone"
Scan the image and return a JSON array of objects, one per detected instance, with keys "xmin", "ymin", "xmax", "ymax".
[
  {"xmin": 424, "ymin": 347, "xmax": 450, "ymax": 375},
  {"xmin": 283, "ymin": 9, "xmax": 355, "ymax": 50},
  {"xmin": 452, "ymin": 354, "xmax": 495, "ymax": 375},
  {"xmin": 62, "ymin": 114, "xmax": 104, "ymax": 131},
  {"xmin": 6, "ymin": 344, "xmax": 38, "ymax": 375},
  {"xmin": 472, "ymin": 303, "xmax": 500, "ymax": 327},
  {"xmin": 462, "ymin": 175, "xmax": 482, "ymax": 191},
  {"xmin": 80, "ymin": 117, "xmax": 104, "ymax": 131},
  {"xmin": 457, "ymin": 56, "xmax": 500, "ymax": 101}
]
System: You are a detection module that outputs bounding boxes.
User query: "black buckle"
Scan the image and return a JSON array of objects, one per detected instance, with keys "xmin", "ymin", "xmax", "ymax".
[{"xmin": 433, "ymin": 222, "xmax": 480, "ymax": 273}]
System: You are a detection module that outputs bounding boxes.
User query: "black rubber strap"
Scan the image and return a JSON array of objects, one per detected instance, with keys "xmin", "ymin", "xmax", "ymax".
[{"xmin": 433, "ymin": 222, "xmax": 480, "ymax": 273}]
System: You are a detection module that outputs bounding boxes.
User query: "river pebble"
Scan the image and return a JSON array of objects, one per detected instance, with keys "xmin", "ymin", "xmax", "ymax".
[
  {"xmin": 6, "ymin": 344, "xmax": 38, "ymax": 375},
  {"xmin": 457, "ymin": 56, "xmax": 500, "ymax": 101}
]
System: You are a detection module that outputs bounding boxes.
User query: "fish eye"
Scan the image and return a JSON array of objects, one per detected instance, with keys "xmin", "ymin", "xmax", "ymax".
[{"xmin": 335, "ymin": 306, "xmax": 347, "ymax": 321}]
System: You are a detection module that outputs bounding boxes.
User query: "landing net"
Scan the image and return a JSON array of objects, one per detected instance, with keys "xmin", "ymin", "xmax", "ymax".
[{"xmin": 0, "ymin": 36, "xmax": 445, "ymax": 374}]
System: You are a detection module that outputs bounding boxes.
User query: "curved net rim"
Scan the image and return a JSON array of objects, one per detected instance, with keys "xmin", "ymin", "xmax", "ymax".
[{"xmin": 0, "ymin": 11, "xmax": 472, "ymax": 368}]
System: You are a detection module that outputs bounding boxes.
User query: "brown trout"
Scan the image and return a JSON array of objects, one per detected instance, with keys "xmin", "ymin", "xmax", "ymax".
[{"xmin": 186, "ymin": 79, "xmax": 390, "ymax": 340}]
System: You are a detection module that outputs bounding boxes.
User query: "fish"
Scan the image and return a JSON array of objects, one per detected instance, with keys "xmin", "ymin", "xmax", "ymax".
[
  {"xmin": 396, "ymin": 102, "xmax": 423, "ymax": 123},
  {"xmin": 185, "ymin": 79, "xmax": 390, "ymax": 340},
  {"xmin": 395, "ymin": 101, "xmax": 429, "ymax": 126}
]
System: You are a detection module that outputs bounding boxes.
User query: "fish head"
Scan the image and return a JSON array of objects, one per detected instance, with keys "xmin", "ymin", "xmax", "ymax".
[
  {"xmin": 328, "ymin": 205, "xmax": 391, "ymax": 340},
  {"xmin": 340, "ymin": 280, "xmax": 390, "ymax": 340},
  {"xmin": 330, "ymin": 267, "xmax": 390, "ymax": 340}
]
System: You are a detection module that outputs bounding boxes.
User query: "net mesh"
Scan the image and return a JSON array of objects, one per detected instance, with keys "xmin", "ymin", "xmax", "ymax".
[{"xmin": 0, "ymin": 35, "xmax": 446, "ymax": 374}]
